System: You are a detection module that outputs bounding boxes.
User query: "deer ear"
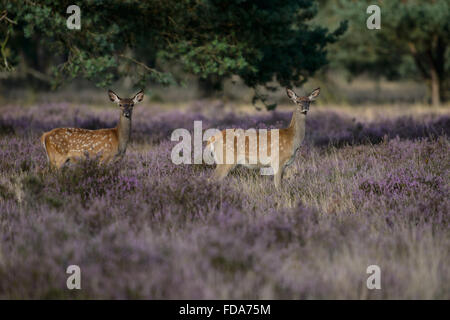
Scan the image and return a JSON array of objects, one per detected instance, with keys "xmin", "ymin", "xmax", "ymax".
[
  {"xmin": 308, "ymin": 88, "xmax": 320, "ymax": 101},
  {"xmin": 133, "ymin": 90, "xmax": 144, "ymax": 104},
  {"xmin": 108, "ymin": 90, "xmax": 120, "ymax": 104},
  {"xmin": 286, "ymin": 88, "xmax": 297, "ymax": 101}
]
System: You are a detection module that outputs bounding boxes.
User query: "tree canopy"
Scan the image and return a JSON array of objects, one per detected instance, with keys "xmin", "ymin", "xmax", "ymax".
[
  {"xmin": 0, "ymin": 0, "xmax": 345, "ymax": 107},
  {"xmin": 326, "ymin": 0, "xmax": 449, "ymax": 105}
]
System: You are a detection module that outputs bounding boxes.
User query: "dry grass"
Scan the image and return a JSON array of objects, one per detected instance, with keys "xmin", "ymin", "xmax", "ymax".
[{"xmin": 0, "ymin": 102, "xmax": 448, "ymax": 299}]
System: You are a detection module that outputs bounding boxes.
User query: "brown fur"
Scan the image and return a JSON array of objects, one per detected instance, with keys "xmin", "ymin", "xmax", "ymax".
[
  {"xmin": 41, "ymin": 90, "xmax": 143, "ymax": 168},
  {"xmin": 41, "ymin": 127, "xmax": 120, "ymax": 168},
  {"xmin": 207, "ymin": 87, "xmax": 319, "ymax": 188}
]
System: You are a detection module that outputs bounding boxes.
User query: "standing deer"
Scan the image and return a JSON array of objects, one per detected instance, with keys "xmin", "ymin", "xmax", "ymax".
[
  {"xmin": 206, "ymin": 87, "xmax": 320, "ymax": 188},
  {"xmin": 41, "ymin": 90, "xmax": 144, "ymax": 168}
]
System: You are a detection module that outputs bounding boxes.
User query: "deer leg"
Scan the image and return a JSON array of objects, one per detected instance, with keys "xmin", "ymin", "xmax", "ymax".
[
  {"xmin": 45, "ymin": 150, "xmax": 56, "ymax": 168},
  {"xmin": 53, "ymin": 155, "xmax": 70, "ymax": 169},
  {"xmin": 212, "ymin": 164, "xmax": 235, "ymax": 181},
  {"xmin": 283, "ymin": 165, "xmax": 294, "ymax": 180},
  {"xmin": 47, "ymin": 160, "xmax": 58, "ymax": 170},
  {"xmin": 47, "ymin": 156, "xmax": 60, "ymax": 169},
  {"xmin": 281, "ymin": 164, "xmax": 289, "ymax": 180},
  {"xmin": 274, "ymin": 169, "xmax": 282, "ymax": 189},
  {"xmin": 273, "ymin": 164, "xmax": 286, "ymax": 189}
]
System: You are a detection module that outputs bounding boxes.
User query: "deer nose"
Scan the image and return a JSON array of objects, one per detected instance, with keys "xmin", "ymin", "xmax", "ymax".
[{"xmin": 123, "ymin": 110, "xmax": 131, "ymax": 118}]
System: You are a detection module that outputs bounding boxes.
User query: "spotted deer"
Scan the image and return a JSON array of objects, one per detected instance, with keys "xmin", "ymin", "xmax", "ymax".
[
  {"xmin": 206, "ymin": 87, "xmax": 320, "ymax": 188},
  {"xmin": 41, "ymin": 90, "xmax": 144, "ymax": 168}
]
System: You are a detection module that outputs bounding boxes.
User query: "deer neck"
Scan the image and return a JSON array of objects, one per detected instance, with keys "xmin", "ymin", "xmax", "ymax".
[
  {"xmin": 288, "ymin": 109, "xmax": 306, "ymax": 148},
  {"xmin": 116, "ymin": 114, "xmax": 132, "ymax": 155}
]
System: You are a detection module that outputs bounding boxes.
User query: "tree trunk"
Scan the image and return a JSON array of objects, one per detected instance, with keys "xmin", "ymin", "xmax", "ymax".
[
  {"xmin": 429, "ymin": 67, "xmax": 441, "ymax": 106},
  {"xmin": 198, "ymin": 75, "xmax": 223, "ymax": 98},
  {"xmin": 408, "ymin": 41, "xmax": 444, "ymax": 106}
]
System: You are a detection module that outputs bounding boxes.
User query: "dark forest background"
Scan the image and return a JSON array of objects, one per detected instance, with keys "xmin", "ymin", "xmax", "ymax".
[{"xmin": 0, "ymin": 0, "xmax": 448, "ymax": 106}]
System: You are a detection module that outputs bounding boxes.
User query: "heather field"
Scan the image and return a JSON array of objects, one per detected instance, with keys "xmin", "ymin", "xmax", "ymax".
[{"xmin": 0, "ymin": 102, "xmax": 449, "ymax": 299}]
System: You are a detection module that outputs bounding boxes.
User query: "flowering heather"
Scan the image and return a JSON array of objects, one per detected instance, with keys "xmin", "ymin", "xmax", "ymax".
[{"xmin": 0, "ymin": 103, "xmax": 448, "ymax": 299}]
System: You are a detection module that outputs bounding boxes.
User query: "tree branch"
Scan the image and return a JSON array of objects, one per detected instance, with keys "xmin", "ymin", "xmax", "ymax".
[
  {"xmin": 0, "ymin": 11, "xmax": 17, "ymax": 25},
  {"xmin": 118, "ymin": 54, "xmax": 161, "ymax": 74}
]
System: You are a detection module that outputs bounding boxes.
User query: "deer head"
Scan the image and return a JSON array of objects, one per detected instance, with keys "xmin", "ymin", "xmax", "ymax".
[
  {"xmin": 286, "ymin": 87, "xmax": 320, "ymax": 114},
  {"xmin": 108, "ymin": 89, "xmax": 144, "ymax": 118}
]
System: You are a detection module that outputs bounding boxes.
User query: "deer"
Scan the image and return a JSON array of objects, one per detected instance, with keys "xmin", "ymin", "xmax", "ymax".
[
  {"xmin": 40, "ymin": 90, "xmax": 144, "ymax": 168},
  {"xmin": 205, "ymin": 87, "xmax": 320, "ymax": 188}
]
